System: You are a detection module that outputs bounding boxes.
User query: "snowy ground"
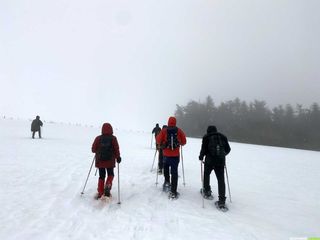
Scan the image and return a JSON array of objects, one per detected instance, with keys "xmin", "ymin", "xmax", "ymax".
[{"xmin": 0, "ymin": 119, "xmax": 319, "ymax": 240}]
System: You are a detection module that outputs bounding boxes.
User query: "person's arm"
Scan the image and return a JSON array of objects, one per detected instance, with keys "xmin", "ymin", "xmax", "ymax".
[
  {"xmin": 199, "ymin": 136, "xmax": 208, "ymax": 160},
  {"xmin": 91, "ymin": 136, "xmax": 100, "ymax": 153},
  {"xmin": 178, "ymin": 128, "xmax": 187, "ymax": 146},
  {"xmin": 221, "ymin": 134, "xmax": 231, "ymax": 155}
]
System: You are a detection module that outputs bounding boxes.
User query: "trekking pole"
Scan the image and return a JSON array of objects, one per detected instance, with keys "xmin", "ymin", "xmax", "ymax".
[
  {"xmin": 225, "ymin": 163, "xmax": 232, "ymax": 203},
  {"xmin": 94, "ymin": 168, "xmax": 98, "ymax": 176},
  {"xmin": 150, "ymin": 149, "xmax": 157, "ymax": 172},
  {"xmin": 81, "ymin": 156, "xmax": 95, "ymax": 195},
  {"xmin": 201, "ymin": 161, "xmax": 205, "ymax": 208},
  {"xmin": 181, "ymin": 146, "xmax": 186, "ymax": 186},
  {"xmin": 117, "ymin": 162, "xmax": 121, "ymax": 204},
  {"xmin": 151, "ymin": 134, "xmax": 153, "ymax": 148}
]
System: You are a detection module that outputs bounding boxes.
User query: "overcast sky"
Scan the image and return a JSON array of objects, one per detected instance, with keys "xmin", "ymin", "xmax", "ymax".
[{"xmin": 1, "ymin": 0, "xmax": 319, "ymax": 131}]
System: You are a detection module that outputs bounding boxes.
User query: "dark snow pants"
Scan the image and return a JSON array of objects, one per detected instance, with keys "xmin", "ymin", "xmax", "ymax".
[
  {"xmin": 158, "ymin": 149, "xmax": 164, "ymax": 170},
  {"xmin": 204, "ymin": 162, "xmax": 225, "ymax": 199},
  {"xmin": 163, "ymin": 156, "xmax": 179, "ymax": 193},
  {"xmin": 32, "ymin": 130, "xmax": 41, "ymax": 138},
  {"xmin": 99, "ymin": 168, "xmax": 114, "ymax": 179}
]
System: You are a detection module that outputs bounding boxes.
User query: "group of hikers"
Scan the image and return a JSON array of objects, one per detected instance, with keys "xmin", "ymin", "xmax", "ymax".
[
  {"xmin": 91, "ymin": 115, "xmax": 231, "ymax": 210},
  {"xmin": 31, "ymin": 115, "xmax": 231, "ymax": 210}
]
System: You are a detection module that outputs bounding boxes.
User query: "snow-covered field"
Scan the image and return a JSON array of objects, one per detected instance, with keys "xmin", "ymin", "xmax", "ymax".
[{"xmin": 0, "ymin": 119, "xmax": 319, "ymax": 240}]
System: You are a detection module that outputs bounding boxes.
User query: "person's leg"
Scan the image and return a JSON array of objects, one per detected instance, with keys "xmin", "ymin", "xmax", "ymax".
[
  {"xmin": 213, "ymin": 165, "xmax": 226, "ymax": 203},
  {"xmin": 203, "ymin": 162, "xmax": 213, "ymax": 193},
  {"xmin": 158, "ymin": 149, "xmax": 163, "ymax": 173},
  {"xmin": 97, "ymin": 168, "xmax": 106, "ymax": 197},
  {"xmin": 104, "ymin": 168, "xmax": 114, "ymax": 197},
  {"xmin": 163, "ymin": 157, "xmax": 170, "ymax": 184},
  {"xmin": 32, "ymin": 131, "xmax": 35, "ymax": 138},
  {"xmin": 38, "ymin": 129, "xmax": 41, "ymax": 138},
  {"xmin": 169, "ymin": 157, "xmax": 179, "ymax": 194},
  {"xmin": 106, "ymin": 168, "xmax": 114, "ymax": 188}
]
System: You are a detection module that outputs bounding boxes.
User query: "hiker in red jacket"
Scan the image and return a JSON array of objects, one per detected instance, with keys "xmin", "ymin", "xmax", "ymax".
[
  {"xmin": 156, "ymin": 116, "xmax": 186, "ymax": 199},
  {"xmin": 92, "ymin": 123, "xmax": 121, "ymax": 199}
]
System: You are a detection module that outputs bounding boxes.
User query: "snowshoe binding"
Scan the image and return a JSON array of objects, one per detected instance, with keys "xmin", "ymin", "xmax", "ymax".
[
  {"xmin": 200, "ymin": 188, "xmax": 214, "ymax": 200},
  {"xmin": 214, "ymin": 201, "xmax": 228, "ymax": 212},
  {"xmin": 104, "ymin": 185, "xmax": 111, "ymax": 198},
  {"xmin": 94, "ymin": 192, "xmax": 103, "ymax": 200},
  {"xmin": 162, "ymin": 182, "xmax": 171, "ymax": 193},
  {"xmin": 168, "ymin": 191, "xmax": 180, "ymax": 200}
]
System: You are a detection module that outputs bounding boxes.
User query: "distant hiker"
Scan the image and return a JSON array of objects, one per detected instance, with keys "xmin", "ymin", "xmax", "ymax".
[
  {"xmin": 152, "ymin": 123, "xmax": 161, "ymax": 140},
  {"xmin": 31, "ymin": 115, "xmax": 43, "ymax": 139},
  {"xmin": 157, "ymin": 125, "xmax": 167, "ymax": 174},
  {"xmin": 156, "ymin": 117, "xmax": 186, "ymax": 199},
  {"xmin": 151, "ymin": 123, "xmax": 161, "ymax": 148},
  {"xmin": 199, "ymin": 126, "xmax": 231, "ymax": 209},
  {"xmin": 91, "ymin": 123, "xmax": 121, "ymax": 199}
]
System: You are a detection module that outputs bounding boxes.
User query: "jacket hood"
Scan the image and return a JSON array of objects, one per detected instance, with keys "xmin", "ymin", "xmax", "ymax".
[
  {"xmin": 101, "ymin": 123, "xmax": 113, "ymax": 135},
  {"xmin": 207, "ymin": 125, "xmax": 217, "ymax": 134},
  {"xmin": 168, "ymin": 117, "xmax": 176, "ymax": 127}
]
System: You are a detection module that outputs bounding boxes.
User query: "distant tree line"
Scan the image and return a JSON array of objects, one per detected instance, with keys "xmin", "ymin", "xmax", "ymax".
[{"xmin": 175, "ymin": 96, "xmax": 320, "ymax": 151}]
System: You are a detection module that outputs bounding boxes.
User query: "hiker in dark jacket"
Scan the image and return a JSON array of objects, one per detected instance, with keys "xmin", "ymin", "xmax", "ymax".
[
  {"xmin": 92, "ymin": 123, "xmax": 121, "ymax": 199},
  {"xmin": 157, "ymin": 125, "xmax": 167, "ymax": 174},
  {"xmin": 199, "ymin": 126, "xmax": 231, "ymax": 207},
  {"xmin": 31, "ymin": 116, "xmax": 43, "ymax": 138},
  {"xmin": 152, "ymin": 123, "xmax": 161, "ymax": 139}
]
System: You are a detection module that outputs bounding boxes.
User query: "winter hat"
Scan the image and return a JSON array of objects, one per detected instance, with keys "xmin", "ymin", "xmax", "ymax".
[
  {"xmin": 168, "ymin": 117, "xmax": 176, "ymax": 127},
  {"xmin": 207, "ymin": 125, "xmax": 217, "ymax": 134}
]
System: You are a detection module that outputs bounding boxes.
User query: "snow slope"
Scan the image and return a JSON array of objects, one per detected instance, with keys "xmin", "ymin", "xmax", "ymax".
[{"xmin": 0, "ymin": 119, "xmax": 319, "ymax": 240}]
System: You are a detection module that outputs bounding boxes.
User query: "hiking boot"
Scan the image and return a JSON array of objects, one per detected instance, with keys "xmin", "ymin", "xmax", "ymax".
[
  {"xmin": 104, "ymin": 185, "xmax": 111, "ymax": 197},
  {"xmin": 168, "ymin": 191, "xmax": 180, "ymax": 199},
  {"xmin": 158, "ymin": 168, "xmax": 163, "ymax": 174},
  {"xmin": 216, "ymin": 196, "xmax": 226, "ymax": 207},
  {"xmin": 200, "ymin": 188, "xmax": 213, "ymax": 200},
  {"xmin": 215, "ymin": 200, "xmax": 225, "ymax": 208}
]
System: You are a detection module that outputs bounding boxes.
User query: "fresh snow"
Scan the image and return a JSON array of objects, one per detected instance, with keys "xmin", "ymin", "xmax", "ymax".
[{"xmin": 0, "ymin": 119, "xmax": 319, "ymax": 240}]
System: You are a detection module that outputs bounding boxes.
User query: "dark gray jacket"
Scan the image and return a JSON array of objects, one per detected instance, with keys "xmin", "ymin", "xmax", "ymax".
[{"xmin": 199, "ymin": 126, "xmax": 231, "ymax": 166}]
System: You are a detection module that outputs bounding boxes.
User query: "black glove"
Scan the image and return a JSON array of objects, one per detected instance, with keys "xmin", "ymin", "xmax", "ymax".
[
  {"xmin": 116, "ymin": 157, "xmax": 122, "ymax": 163},
  {"xmin": 199, "ymin": 155, "xmax": 204, "ymax": 161}
]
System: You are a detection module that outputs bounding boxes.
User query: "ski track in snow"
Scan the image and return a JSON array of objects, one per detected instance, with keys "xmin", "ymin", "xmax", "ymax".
[{"xmin": 0, "ymin": 119, "xmax": 319, "ymax": 240}]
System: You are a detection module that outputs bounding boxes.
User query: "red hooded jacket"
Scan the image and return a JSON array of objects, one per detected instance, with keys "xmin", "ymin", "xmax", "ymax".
[
  {"xmin": 156, "ymin": 117, "xmax": 187, "ymax": 157},
  {"xmin": 92, "ymin": 123, "xmax": 120, "ymax": 168}
]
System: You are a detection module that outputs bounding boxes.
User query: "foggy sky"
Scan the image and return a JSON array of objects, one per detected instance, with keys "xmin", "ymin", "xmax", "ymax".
[{"xmin": 1, "ymin": 0, "xmax": 319, "ymax": 131}]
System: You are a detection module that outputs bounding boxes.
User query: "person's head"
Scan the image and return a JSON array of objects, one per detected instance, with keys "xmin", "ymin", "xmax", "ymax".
[
  {"xmin": 162, "ymin": 125, "xmax": 167, "ymax": 129},
  {"xmin": 156, "ymin": 123, "xmax": 159, "ymax": 127},
  {"xmin": 36, "ymin": 115, "xmax": 40, "ymax": 120},
  {"xmin": 207, "ymin": 125, "xmax": 217, "ymax": 134},
  {"xmin": 101, "ymin": 123, "xmax": 113, "ymax": 135},
  {"xmin": 167, "ymin": 116, "xmax": 176, "ymax": 127}
]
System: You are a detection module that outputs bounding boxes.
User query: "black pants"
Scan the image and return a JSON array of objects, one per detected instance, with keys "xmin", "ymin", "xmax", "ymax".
[
  {"xmin": 204, "ymin": 162, "xmax": 225, "ymax": 199},
  {"xmin": 163, "ymin": 156, "xmax": 179, "ymax": 193},
  {"xmin": 158, "ymin": 149, "xmax": 164, "ymax": 170},
  {"xmin": 32, "ymin": 130, "xmax": 41, "ymax": 138},
  {"xmin": 99, "ymin": 168, "xmax": 114, "ymax": 180}
]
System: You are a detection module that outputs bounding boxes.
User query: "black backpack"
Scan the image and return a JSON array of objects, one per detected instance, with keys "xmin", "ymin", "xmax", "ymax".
[
  {"xmin": 208, "ymin": 134, "xmax": 226, "ymax": 157},
  {"xmin": 99, "ymin": 135, "xmax": 113, "ymax": 160},
  {"xmin": 166, "ymin": 127, "xmax": 179, "ymax": 150}
]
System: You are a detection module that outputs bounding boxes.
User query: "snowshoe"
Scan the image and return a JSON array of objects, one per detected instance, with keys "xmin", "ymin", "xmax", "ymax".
[
  {"xmin": 214, "ymin": 201, "xmax": 228, "ymax": 212},
  {"xmin": 200, "ymin": 188, "xmax": 214, "ymax": 200},
  {"xmin": 94, "ymin": 192, "xmax": 103, "ymax": 200},
  {"xmin": 168, "ymin": 191, "xmax": 180, "ymax": 200}
]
